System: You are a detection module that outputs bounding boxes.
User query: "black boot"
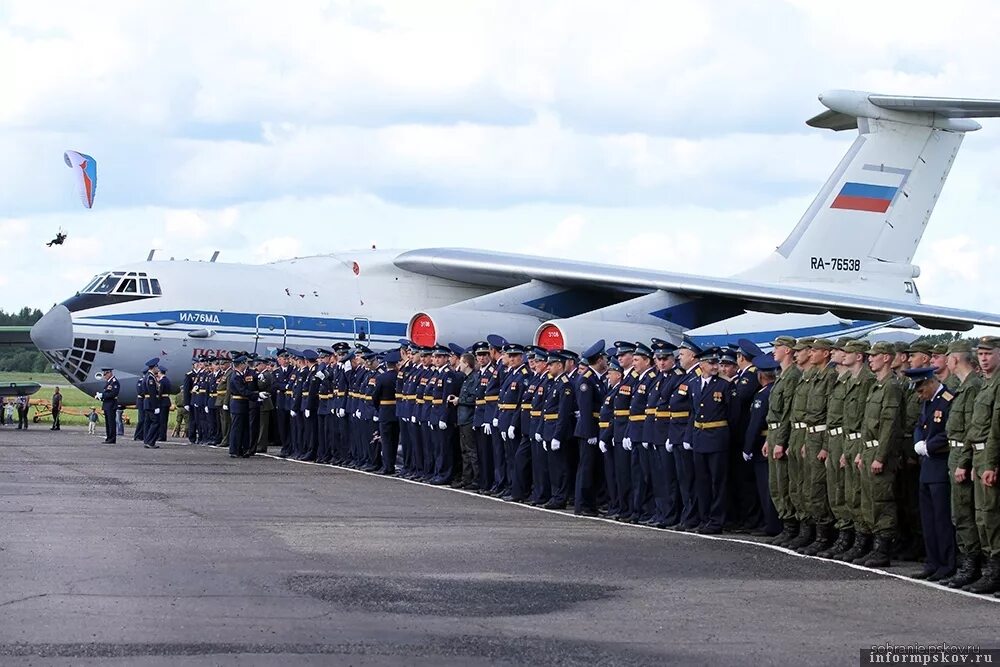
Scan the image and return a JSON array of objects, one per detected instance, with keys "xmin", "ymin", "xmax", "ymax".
[
  {"xmin": 800, "ymin": 524, "xmax": 835, "ymax": 556},
  {"xmin": 963, "ymin": 556, "xmax": 1000, "ymax": 595},
  {"xmin": 771, "ymin": 520, "xmax": 798, "ymax": 547},
  {"xmin": 845, "ymin": 532, "xmax": 873, "ymax": 564},
  {"xmin": 863, "ymin": 534, "xmax": 892, "ymax": 568},
  {"xmin": 819, "ymin": 527, "xmax": 854, "ymax": 559},
  {"xmin": 946, "ymin": 551, "xmax": 981, "ymax": 589},
  {"xmin": 787, "ymin": 521, "xmax": 815, "ymax": 550}
]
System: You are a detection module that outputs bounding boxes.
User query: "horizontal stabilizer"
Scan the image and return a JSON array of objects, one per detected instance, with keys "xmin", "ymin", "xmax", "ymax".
[{"xmin": 807, "ymin": 90, "xmax": 1000, "ymax": 131}]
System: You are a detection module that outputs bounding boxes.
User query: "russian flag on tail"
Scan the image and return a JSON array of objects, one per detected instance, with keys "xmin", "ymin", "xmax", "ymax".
[{"xmin": 830, "ymin": 182, "xmax": 898, "ymax": 213}]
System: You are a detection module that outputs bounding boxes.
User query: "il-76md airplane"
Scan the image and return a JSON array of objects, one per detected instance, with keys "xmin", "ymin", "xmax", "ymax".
[{"xmin": 27, "ymin": 89, "xmax": 1000, "ymax": 404}]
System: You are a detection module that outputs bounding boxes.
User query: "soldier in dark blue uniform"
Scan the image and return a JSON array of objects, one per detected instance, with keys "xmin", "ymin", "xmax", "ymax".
[
  {"xmin": 298, "ymin": 349, "xmax": 320, "ymax": 461},
  {"xmin": 649, "ymin": 339, "xmax": 683, "ymax": 528},
  {"xmin": 612, "ymin": 342, "xmax": 638, "ymax": 521},
  {"xmin": 182, "ymin": 360, "xmax": 196, "ymax": 444},
  {"xmin": 528, "ymin": 348, "xmax": 552, "ymax": 505},
  {"xmin": 227, "ymin": 355, "xmax": 255, "ymax": 458},
  {"xmin": 599, "ymin": 357, "xmax": 623, "ymax": 518},
  {"xmin": 667, "ymin": 338, "xmax": 703, "ymax": 530},
  {"xmin": 141, "ymin": 358, "xmax": 162, "ymax": 449},
  {"xmin": 431, "ymin": 346, "xmax": 463, "ymax": 483},
  {"xmin": 540, "ymin": 350, "xmax": 571, "ymax": 509},
  {"xmin": 574, "ymin": 340, "xmax": 608, "ymax": 516},
  {"xmin": 471, "ymin": 342, "xmax": 495, "ymax": 492},
  {"xmin": 373, "ymin": 349, "xmax": 400, "ymax": 474},
  {"xmin": 905, "ymin": 366, "xmax": 957, "ymax": 581},
  {"xmin": 497, "ymin": 343, "xmax": 530, "ymax": 500},
  {"xmin": 331, "ymin": 343, "xmax": 352, "ymax": 464},
  {"xmin": 157, "ymin": 365, "xmax": 172, "ymax": 442},
  {"xmin": 485, "ymin": 334, "xmax": 508, "ymax": 496},
  {"xmin": 313, "ymin": 348, "xmax": 333, "ymax": 464},
  {"xmin": 204, "ymin": 357, "xmax": 220, "ymax": 445},
  {"xmin": 727, "ymin": 339, "xmax": 762, "ymax": 530},
  {"xmin": 95, "ymin": 367, "xmax": 120, "ymax": 443},
  {"xmin": 686, "ymin": 346, "xmax": 731, "ymax": 534},
  {"xmin": 745, "ymin": 353, "xmax": 782, "ymax": 537},
  {"xmin": 133, "ymin": 372, "xmax": 146, "ymax": 442},
  {"xmin": 275, "ymin": 350, "xmax": 293, "ymax": 457},
  {"xmin": 626, "ymin": 342, "xmax": 657, "ymax": 523}
]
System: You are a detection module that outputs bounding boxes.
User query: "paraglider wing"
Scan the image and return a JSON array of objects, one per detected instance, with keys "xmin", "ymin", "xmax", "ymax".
[{"xmin": 63, "ymin": 150, "xmax": 97, "ymax": 208}]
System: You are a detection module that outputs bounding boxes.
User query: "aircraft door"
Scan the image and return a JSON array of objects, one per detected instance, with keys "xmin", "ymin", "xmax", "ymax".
[
  {"xmin": 254, "ymin": 315, "xmax": 287, "ymax": 354},
  {"xmin": 353, "ymin": 318, "xmax": 370, "ymax": 344}
]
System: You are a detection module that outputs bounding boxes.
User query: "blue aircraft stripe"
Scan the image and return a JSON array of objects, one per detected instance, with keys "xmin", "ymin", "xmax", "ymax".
[
  {"xmin": 837, "ymin": 182, "xmax": 898, "ymax": 201},
  {"xmin": 86, "ymin": 311, "xmax": 407, "ymax": 337}
]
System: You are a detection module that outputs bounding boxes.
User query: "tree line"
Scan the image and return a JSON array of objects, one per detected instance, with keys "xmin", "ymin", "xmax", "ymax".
[{"xmin": 0, "ymin": 307, "xmax": 49, "ymax": 373}]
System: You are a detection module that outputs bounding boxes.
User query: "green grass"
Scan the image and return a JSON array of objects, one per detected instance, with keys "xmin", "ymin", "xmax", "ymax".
[{"xmin": 0, "ymin": 372, "xmax": 181, "ymax": 428}]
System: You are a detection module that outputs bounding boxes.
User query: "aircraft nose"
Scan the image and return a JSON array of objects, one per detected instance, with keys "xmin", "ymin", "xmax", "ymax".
[{"xmin": 30, "ymin": 305, "xmax": 73, "ymax": 351}]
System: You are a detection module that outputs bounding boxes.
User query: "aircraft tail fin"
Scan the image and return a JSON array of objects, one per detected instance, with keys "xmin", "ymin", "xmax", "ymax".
[{"xmin": 742, "ymin": 90, "xmax": 1000, "ymax": 301}]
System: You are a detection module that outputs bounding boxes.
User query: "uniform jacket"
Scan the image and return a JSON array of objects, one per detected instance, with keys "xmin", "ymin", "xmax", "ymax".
[
  {"xmin": 915, "ymin": 384, "xmax": 954, "ymax": 483},
  {"xmin": 744, "ymin": 382, "xmax": 773, "ymax": 459},
  {"xmin": 687, "ymin": 373, "xmax": 731, "ymax": 454}
]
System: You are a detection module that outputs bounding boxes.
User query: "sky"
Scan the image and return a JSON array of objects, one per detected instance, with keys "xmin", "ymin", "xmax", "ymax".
[{"xmin": 3, "ymin": 0, "xmax": 1000, "ymax": 321}]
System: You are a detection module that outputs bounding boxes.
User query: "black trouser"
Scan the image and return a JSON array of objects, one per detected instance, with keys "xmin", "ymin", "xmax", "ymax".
[
  {"xmin": 102, "ymin": 401, "xmax": 117, "ymax": 442},
  {"xmin": 158, "ymin": 401, "xmax": 169, "ymax": 441},
  {"xmin": 530, "ymin": 435, "xmax": 550, "ymax": 503},
  {"xmin": 133, "ymin": 400, "xmax": 144, "ymax": 440},
  {"xmin": 574, "ymin": 440, "xmax": 602, "ymax": 513},
  {"xmin": 631, "ymin": 445, "xmax": 655, "ymax": 521},
  {"xmin": 229, "ymin": 410, "xmax": 250, "ymax": 457},
  {"xmin": 143, "ymin": 409, "xmax": 159, "ymax": 445},
  {"xmin": 277, "ymin": 409, "xmax": 290, "ymax": 456},
  {"xmin": 459, "ymin": 423, "xmax": 479, "ymax": 485},
  {"xmin": 693, "ymin": 450, "xmax": 729, "ymax": 531},
  {"xmin": 476, "ymin": 428, "xmax": 494, "ymax": 490},
  {"xmin": 380, "ymin": 419, "xmax": 400, "ymax": 472},
  {"xmin": 51, "ymin": 409, "xmax": 60, "ymax": 430}
]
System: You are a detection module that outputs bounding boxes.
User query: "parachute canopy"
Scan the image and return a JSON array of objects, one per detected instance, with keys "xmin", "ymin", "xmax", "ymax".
[{"xmin": 63, "ymin": 150, "xmax": 97, "ymax": 209}]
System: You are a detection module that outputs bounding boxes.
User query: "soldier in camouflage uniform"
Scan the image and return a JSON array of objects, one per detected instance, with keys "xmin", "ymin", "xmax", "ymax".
[
  {"xmin": 963, "ymin": 337, "xmax": 1000, "ymax": 594},
  {"xmin": 785, "ymin": 337, "xmax": 818, "ymax": 550},
  {"xmin": 939, "ymin": 339, "xmax": 983, "ymax": 588},
  {"xmin": 835, "ymin": 340, "xmax": 876, "ymax": 562},
  {"xmin": 932, "ymin": 343, "xmax": 959, "ymax": 391},
  {"xmin": 797, "ymin": 339, "xmax": 838, "ymax": 555},
  {"xmin": 815, "ymin": 338, "xmax": 853, "ymax": 558},
  {"xmin": 855, "ymin": 341, "xmax": 906, "ymax": 568},
  {"xmin": 765, "ymin": 336, "xmax": 803, "ymax": 546}
]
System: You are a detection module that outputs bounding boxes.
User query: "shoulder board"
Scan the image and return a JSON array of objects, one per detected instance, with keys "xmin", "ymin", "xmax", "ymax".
[
  {"xmin": 694, "ymin": 368, "xmax": 703, "ymax": 377},
  {"xmin": 630, "ymin": 370, "xmax": 638, "ymax": 378},
  {"xmin": 561, "ymin": 376, "xmax": 569, "ymax": 383},
  {"xmin": 521, "ymin": 367, "xmax": 529, "ymax": 375},
  {"xmin": 942, "ymin": 391, "xmax": 954, "ymax": 402},
  {"xmin": 748, "ymin": 366, "xmax": 756, "ymax": 373},
  {"xmin": 583, "ymin": 369, "xmax": 593, "ymax": 378}
]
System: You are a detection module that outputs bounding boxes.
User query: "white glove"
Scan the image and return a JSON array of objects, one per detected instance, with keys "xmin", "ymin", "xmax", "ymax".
[
  {"xmin": 184, "ymin": 405, "xmax": 190, "ymax": 412},
  {"xmin": 507, "ymin": 426, "xmax": 516, "ymax": 440},
  {"xmin": 342, "ymin": 360, "xmax": 352, "ymax": 370},
  {"xmin": 587, "ymin": 437, "xmax": 597, "ymax": 445},
  {"xmin": 666, "ymin": 440, "xmax": 674, "ymax": 453},
  {"xmin": 410, "ymin": 415, "xmax": 416, "ymax": 423},
  {"xmin": 483, "ymin": 423, "xmax": 492, "ymax": 436},
  {"xmin": 223, "ymin": 404, "xmax": 229, "ymax": 411},
  {"xmin": 290, "ymin": 410, "xmax": 297, "ymax": 417},
  {"xmin": 551, "ymin": 438, "xmax": 561, "ymax": 451},
  {"xmin": 205, "ymin": 407, "xmax": 209, "ymax": 413},
  {"xmin": 622, "ymin": 437, "xmax": 632, "ymax": 451},
  {"xmin": 914, "ymin": 440, "xmax": 928, "ymax": 456},
  {"xmin": 642, "ymin": 441, "xmax": 649, "ymax": 449},
  {"xmin": 314, "ymin": 370, "xmax": 326, "ymax": 380},
  {"xmin": 683, "ymin": 442, "xmax": 692, "ymax": 451},
  {"xmin": 331, "ymin": 408, "xmax": 337, "ymax": 415},
  {"xmin": 428, "ymin": 421, "xmax": 436, "ymax": 430},
  {"xmin": 258, "ymin": 392, "xmax": 269, "ymax": 400},
  {"xmin": 438, "ymin": 420, "xmax": 447, "ymax": 430},
  {"xmin": 542, "ymin": 440, "xmax": 548, "ymax": 451},
  {"xmin": 534, "ymin": 432, "xmax": 542, "ymax": 442},
  {"xmin": 373, "ymin": 415, "xmax": 379, "ymax": 422},
  {"xmin": 500, "ymin": 431, "xmax": 507, "ymax": 441},
  {"xmin": 354, "ymin": 409, "xmax": 361, "ymax": 419},
  {"xmin": 492, "ymin": 418, "xmax": 499, "ymax": 427},
  {"xmin": 337, "ymin": 408, "xmax": 346, "ymax": 418},
  {"xmin": 599, "ymin": 441, "xmax": 607, "ymax": 454},
  {"xmin": 305, "ymin": 409, "xmax": 311, "ymax": 418},
  {"xmin": 95, "ymin": 392, "xmax": 103, "ymax": 400},
  {"xmin": 742, "ymin": 451, "xmax": 753, "ymax": 462},
  {"xmin": 154, "ymin": 408, "xmax": 161, "ymax": 415}
]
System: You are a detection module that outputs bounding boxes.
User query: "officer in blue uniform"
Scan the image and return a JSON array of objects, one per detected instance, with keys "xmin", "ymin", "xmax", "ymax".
[
  {"xmin": 331, "ymin": 343, "xmax": 352, "ymax": 464},
  {"xmin": 686, "ymin": 346, "xmax": 731, "ymax": 534},
  {"xmin": 95, "ymin": 367, "xmax": 120, "ymax": 443},
  {"xmin": 649, "ymin": 339, "xmax": 683, "ymax": 528},
  {"xmin": 745, "ymin": 353, "xmax": 782, "ymax": 537},
  {"xmin": 541, "ymin": 350, "xmax": 571, "ymax": 509},
  {"xmin": 727, "ymin": 339, "xmax": 762, "ymax": 530},
  {"xmin": 133, "ymin": 372, "xmax": 146, "ymax": 442},
  {"xmin": 484, "ymin": 334, "xmax": 508, "ymax": 495},
  {"xmin": 204, "ymin": 357, "xmax": 220, "ymax": 445},
  {"xmin": 471, "ymin": 341, "xmax": 495, "ymax": 491},
  {"xmin": 528, "ymin": 348, "xmax": 552, "ymax": 505},
  {"xmin": 667, "ymin": 338, "xmax": 703, "ymax": 530},
  {"xmin": 626, "ymin": 342, "xmax": 657, "ymax": 523},
  {"xmin": 599, "ymin": 356, "xmax": 623, "ymax": 518},
  {"xmin": 313, "ymin": 348, "xmax": 333, "ymax": 464},
  {"xmin": 497, "ymin": 343, "xmax": 530, "ymax": 499},
  {"xmin": 227, "ymin": 355, "xmax": 255, "ymax": 457},
  {"xmin": 612, "ymin": 342, "xmax": 638, "ymax": 520},
  {"xmin": 182, "ymin": 361, "xmax": 196, "ymax": 444},
  {"xmin": 905, "ymin": 366, "xmax": 957, "ymax": 581},
  {"xmin": 574, "ymin": 340, "xmax": 608, "ymax": 516},
  {"xmin": 141, "ymin": 357, "xmax": 162, "ymax": 449},
  {"xmin": 157, "ymin": 365, "xmax": 172, "ymax": 442},
  {"xmin": 372, "ymin": 349, "xmax": 400, "ymax": 474}
]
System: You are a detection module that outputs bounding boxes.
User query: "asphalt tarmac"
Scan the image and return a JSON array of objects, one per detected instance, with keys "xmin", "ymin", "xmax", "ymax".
[{"xmin": 1, "ymin": 426, "xmax": 998, "ymax": 666}]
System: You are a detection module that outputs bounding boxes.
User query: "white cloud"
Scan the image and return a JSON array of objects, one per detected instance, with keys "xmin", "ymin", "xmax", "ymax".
[{"xmin": 5, "ymin": 0, "xmax": 1000, "ymax": 328}]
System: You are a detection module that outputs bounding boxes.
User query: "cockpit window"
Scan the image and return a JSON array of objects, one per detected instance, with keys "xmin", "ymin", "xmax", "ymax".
[
  {"xmin": 80, "ymin": 271, "xmax": 162, "ymax": 296},
  {"xmin": 92, "ymin": 275, "xmax": 120, "ymax": 294}
]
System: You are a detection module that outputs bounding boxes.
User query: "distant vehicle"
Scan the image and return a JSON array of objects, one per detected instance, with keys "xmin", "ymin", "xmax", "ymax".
[{"xmin": 30, "ymin": 90, "xmax": 1000, "ymax": 403}]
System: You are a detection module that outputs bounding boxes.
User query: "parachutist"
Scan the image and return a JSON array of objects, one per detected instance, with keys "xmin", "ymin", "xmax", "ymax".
[{"xmin": 46, "ymin": 232, "xmax": 67, "ymax": 247}]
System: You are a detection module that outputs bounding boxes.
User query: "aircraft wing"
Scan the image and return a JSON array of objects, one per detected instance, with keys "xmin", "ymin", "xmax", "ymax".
[
  {"xmin": 395, "ymin": 248, "xmax": 1000, "ymax": 331},
  {"xmin": 0, "ymin": 326, "xmax": 33, "ymax": 346}
]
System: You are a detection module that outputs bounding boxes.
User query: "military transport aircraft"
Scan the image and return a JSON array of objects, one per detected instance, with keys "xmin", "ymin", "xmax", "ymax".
[{"xmin": 28, "ymin": 89, "xmax": 1000, "ymax": 403}]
